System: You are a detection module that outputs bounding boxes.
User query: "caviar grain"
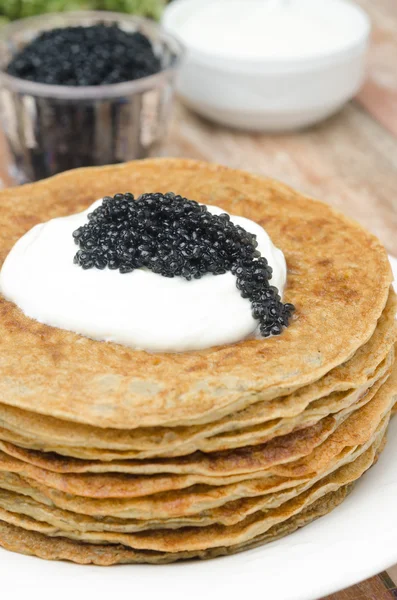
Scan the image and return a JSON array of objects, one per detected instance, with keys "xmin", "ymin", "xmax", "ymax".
[{"xmin": 73, "ymin": 193, "xmax": 295, "ymax": 337}]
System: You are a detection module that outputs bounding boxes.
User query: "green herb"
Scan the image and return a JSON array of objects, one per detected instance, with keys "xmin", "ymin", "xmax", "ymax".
[{"xmin": 0, "ymin": 0, "xmax": 166, "ymax": 21}]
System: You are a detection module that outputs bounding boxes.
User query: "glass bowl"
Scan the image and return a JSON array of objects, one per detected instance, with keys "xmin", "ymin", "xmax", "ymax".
[{"xmin": 0, "ymin": 11, "xmax": 183, "ymax": 183}]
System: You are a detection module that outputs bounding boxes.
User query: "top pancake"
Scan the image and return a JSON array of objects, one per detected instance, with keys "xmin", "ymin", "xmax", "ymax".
[{"xmin": 0, "ymin": 159, "xmax": 392, "ymax": 428}]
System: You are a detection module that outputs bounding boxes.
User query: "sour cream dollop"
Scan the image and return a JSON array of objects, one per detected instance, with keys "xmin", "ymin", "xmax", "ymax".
[{"xmin": 0, "ymin": 201, "xmax": 287, "ymax": 352}]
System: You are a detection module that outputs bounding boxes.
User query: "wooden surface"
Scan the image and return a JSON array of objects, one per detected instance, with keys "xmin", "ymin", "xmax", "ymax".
[{"xmin": 0, "ymin": 1, "xmax": 396, "ymax": 598}]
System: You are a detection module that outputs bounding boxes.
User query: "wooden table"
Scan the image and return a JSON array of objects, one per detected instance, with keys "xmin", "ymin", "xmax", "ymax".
[{"xmin": 0, "ymin": 0, "xmax": 396, "ymax": 597}]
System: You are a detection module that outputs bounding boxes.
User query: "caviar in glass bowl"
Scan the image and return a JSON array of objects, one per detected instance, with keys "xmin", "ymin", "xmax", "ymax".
[{"xmin": 0, "ymin": 12, "xmax": 183, "ymax": 183}]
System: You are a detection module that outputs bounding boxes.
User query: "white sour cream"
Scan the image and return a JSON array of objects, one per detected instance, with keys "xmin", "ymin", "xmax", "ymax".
[
  {"xmin": 0, "ymin": 201, "xmax": 287, "ymax": 352},
  {"xmin": 176, "ymin": 0, "xmax": 362, "ymax": 61}
]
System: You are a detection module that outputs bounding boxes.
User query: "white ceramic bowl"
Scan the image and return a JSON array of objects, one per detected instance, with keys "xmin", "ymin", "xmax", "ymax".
[{"xmin": 162, "ymin": 0, "xmax": 370, "ymax": 131}]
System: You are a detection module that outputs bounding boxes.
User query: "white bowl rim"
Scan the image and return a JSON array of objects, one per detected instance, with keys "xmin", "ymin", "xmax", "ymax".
[{"xmin": 162, "ymin": 0, "xmax": 371, "ymax": 71}]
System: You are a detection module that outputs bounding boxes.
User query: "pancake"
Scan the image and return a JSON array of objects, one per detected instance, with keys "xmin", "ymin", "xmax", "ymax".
[
  {"xmin": 0, "ymin": 365, "xmax": 393, "ymax": 522},
  {"xmin": 0, "ymin": 304, "xmax": 394, "ymax": 458},
  {"xmin": 0, "ymin": 433, "xmax": 381, "ymax": 545},
  {"xmin": 0, "ymin": 158, "xmax": 395, "ymax": 565},
  {"xmin": 0, "ymin": 484, "xmax": 353, "ymax": 565},
  {"xmin": 0, "ymin": 347, "xmax": 391, "ymax": 462},
  {"xmin": 0, "ymin": 159, "xmax": 392, "ymax": 429},
  {"xmin": 0, "ymin": 360, "xmax": 390, "ymax": 501},
  {"xmin": 0, "ymin": 423, "xmax": 385, "ymax": 556},
  {"xmin": 0, "ymin": 417, "xmax": 385, "ymax": 533},
  {"xmin": 28, "ymin": 436, "xmax": 385, "ymax": 553}
]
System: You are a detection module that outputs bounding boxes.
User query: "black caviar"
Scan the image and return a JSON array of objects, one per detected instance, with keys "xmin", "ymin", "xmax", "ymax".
[
  {"xmin": 73, "ymin": 193, "xmax": 295, "ymax": 337},
  {"xmin": 6, "ymin": 24, "xmax": 161, "ymax": 86}
]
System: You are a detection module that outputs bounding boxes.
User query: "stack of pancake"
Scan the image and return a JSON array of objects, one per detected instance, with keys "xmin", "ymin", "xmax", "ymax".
[{"xmin": 0, "ymin": 159, "xmax": 396, "ymax": 565}]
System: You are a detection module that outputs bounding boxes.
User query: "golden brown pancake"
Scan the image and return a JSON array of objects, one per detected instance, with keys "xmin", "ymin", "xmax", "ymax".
[
  {"xmin": 0, "ymin": 159, "xmax": 395, "ymax": 564},
  {"xmin": 0, "ymin": 366, "xmax": 393, "ymax": 523},
  {"xmin": 0, "ymin": 360, "xmax": 390, "ymax": 503},
  {"xmin": 0, "ymin": 159, "xmax": 393, "ymax": 428},
  {"xmin": 0, "ymin": 303, "xmax": 393, "ymax": 458},
  {"xmin": 0, "ymin": 484, "xmax": 353, "ymax": 565}
]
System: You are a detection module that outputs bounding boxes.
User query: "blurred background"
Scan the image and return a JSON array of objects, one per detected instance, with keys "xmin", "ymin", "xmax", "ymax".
[
  {"xmin": 0, "ymin": 0, "xmax": 395, "ymax": 243},
  {"xmin": 0, "ymin": 0, "xmax": 394, "ymax": 233}
]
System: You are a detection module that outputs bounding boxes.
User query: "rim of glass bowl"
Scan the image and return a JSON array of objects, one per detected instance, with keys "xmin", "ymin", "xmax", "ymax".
[{"xmin": 0, "ymin": 11, "xmax": 185, "ymax": 100}]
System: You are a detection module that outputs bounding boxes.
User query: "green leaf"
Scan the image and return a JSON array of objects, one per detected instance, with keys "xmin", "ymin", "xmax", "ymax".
[
  {"xmin": 125, "ymin": 0, "xmax": 165, "ymax": 19},
  {"xmin": 0, "ymin": 0, "xmax": 167, "ymax": 20},
  {"xmin": 2, "ymin": 0, "xmax": 22, "ymax": 20}
]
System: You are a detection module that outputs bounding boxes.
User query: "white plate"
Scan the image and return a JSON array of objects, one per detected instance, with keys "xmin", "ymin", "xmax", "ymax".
[{"xmin": 1, "ymin": 257, "xmax": 396, "ymax": 600}]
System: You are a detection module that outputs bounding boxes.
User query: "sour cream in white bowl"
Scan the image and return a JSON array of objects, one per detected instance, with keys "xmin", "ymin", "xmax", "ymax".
[{"xmin": 162, "ymin": 0, "xmax": 370, "ymax": 131}]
